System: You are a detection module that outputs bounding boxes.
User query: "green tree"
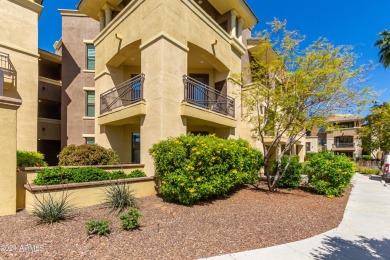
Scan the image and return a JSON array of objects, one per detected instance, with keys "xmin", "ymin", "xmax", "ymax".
[
  {"xmin": 358, "ymin": 102, "xmax": 390, "ymax": 161},
  {"xmin": 235, "ymin": 19, "xmax": 375, "ymax": 192},
  {"xmin": 374, "ymin": 30, "xmax": 390, "ymax": 69}
]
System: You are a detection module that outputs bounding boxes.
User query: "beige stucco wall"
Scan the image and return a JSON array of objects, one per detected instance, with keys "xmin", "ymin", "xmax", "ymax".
[
  {"xmin": 0, "ymin": 97, "xmax": 22, "ymax": 216},
  {"xmin": 0, "ymin": 0, "xmax": 42, "ymax": 151},
  {"xmin": 25, "ymin": 178, "xmax": 155, "ymax": 213}
]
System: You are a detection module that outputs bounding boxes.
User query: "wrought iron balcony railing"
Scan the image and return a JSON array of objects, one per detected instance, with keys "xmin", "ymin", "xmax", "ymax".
[
  {"xmin": 183, "ymin": 75, "xmax": 235, "ymax": 118},
  {"xmin": 0, "ymin": 51, "xmax": 17, "ymax": 85},
  {"xmin": 333, "ymin": 143, "xmax": 355, "ymax": 148},
  {"xmin": 100, "ymin": 73, "xmax": 144, "ymax": 114}
]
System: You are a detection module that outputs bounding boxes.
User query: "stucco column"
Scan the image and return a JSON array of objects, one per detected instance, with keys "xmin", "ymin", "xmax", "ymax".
[
  {"xmin": 104, "ymin": 5, "xmax": 112, "ymax": 27},
  {"xmin": 237, "ymin": 18, "xmax": 244, "ymax": 41},
  {"xmin": 99, "ymin": 11, "xmax": 105, "ymax": 31},
  {"xmin": 140, "ymin": 36, "xmax": 188, "ymax": 176},
  {"xmin": 0, "ymin": 96, "xmax": 22, "ymax": 216},
  {"xmin": 230, "ymin": 10, "xmax": 238, "ymax": 38}
]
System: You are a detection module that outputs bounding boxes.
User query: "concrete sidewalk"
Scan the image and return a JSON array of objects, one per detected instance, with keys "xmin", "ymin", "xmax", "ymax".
[{"xmin": 203, "ymin": 174, "xmax": 390, "ymax": 260}]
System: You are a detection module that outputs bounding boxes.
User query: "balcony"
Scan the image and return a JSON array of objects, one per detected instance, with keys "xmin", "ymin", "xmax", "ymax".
[
  {"xmin": 0, "ymin": 52, "xmax": 17, "ymax": 93},
  {"xmin": 332, "ymin": 143, "xmax": 355, "ymax": 151},
  {"xmin": 98, "ymin": 74, "xmax": 146, "ymax": 126},
  {"xmin": 181, "ymin": 75, "xmax": 236, "ymax": 128}
]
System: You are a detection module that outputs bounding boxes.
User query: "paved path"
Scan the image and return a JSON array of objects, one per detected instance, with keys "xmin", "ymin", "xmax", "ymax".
[{"xmin": 203, "ymin": 174, "xmax": 390, "ymax": 260}]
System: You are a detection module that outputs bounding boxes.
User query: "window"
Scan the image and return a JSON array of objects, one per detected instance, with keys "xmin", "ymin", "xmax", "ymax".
[
  {"xmin": 86, "ymin": 44, "xmax": 95, "ymax": 70},
  {"xmin": 85, "ymin": 137, "xmax": 95, "ymax": 144},
  {"xmin": 306, "ymin": 142, "xmax": 311, "ymax": 152},
  {"xmin": 86, "ymin": 91, "xmax": 95, "ymax": 117}
]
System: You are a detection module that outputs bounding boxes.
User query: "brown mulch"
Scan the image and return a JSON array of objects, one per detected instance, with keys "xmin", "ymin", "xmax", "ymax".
[{"xmin": 0, "ymin": 184, "xmax": 351, "ymax": 260}]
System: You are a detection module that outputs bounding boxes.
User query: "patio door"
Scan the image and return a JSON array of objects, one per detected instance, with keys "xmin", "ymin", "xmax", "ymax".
[{"xmin": 189, "ymin": 74, "xmax": 209, "ymax": 108}]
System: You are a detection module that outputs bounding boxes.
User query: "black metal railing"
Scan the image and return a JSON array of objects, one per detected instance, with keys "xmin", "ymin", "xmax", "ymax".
[
  {"xmin": 100, "ymin": 73, "xmax": 145, "ymax": 114},
  {"xmin": 333, "ymin": 143, "xmax": 355, "ymax": 148},
  {"xmin": 183, "ymin": 75, "xmax": 235, "ymax": 117},
  {"xmin": 0, "ymin": 52, "xmax": 17, "ymax": 85}
]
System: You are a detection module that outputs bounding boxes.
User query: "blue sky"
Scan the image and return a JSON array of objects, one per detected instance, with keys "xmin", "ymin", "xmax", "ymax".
[{"xmin": 39, "ymin": 0, "xmax": 389, "ymax": 104}]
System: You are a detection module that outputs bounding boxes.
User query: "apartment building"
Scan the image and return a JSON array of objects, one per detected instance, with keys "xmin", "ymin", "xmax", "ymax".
[
  {"xmin": 72, "ymin": 0, "xmax": 306, "ymax": 175},
  {"xmin": 56, "ymin": 10, "xmax": 100, "ymax": 148},
  {"xmin": 306, "ymin": 114, "xmax": 364, "ymax": 159}
]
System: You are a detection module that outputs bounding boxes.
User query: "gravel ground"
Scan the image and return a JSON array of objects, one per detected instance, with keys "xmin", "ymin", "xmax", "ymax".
[{"xmin": 0, "ymin": 184, "xmax": 350, "ymax": 260}]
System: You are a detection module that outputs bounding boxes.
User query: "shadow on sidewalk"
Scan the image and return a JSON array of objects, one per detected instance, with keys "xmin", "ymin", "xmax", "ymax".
[{"xmin": 311, "ymin": 236, "xmax": 390, "ymax": 259}]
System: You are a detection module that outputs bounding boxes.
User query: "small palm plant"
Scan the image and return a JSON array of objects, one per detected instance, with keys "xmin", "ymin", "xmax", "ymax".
[{"xmin": 104, "ymin": 181, "xmax": 141, "ymax": 213}]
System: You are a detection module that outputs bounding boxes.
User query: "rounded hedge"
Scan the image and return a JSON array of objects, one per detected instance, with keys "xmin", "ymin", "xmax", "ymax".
[
  {"xmin": 149, "ymin": 134, "xmax": 264, "ymax": 205},
  {"xmin": 17, "ymin": 150, "xmax": 48, "ymax": 167},
  {"xmin": 306, "ymin": 151, "xmax": 355, "ymax": 197},
  {"xmin": 58, "ymin": 144, "xmax": 121, "ymax": 166}
]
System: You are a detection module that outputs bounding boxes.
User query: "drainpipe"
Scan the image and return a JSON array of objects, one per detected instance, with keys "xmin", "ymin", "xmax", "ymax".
[
  {"xmin": 0, "ymin": 69, "xmax": 4, "ymax": 96},
  {"xmin": 104, "ymin": 5, "xmax": 112, "ymax": 27},
  {"xmin": 99, "ymin": 10, "xmax": 105, "ymax": 31},
  {"xmin": 230, "ymin": 10, "xmax": 238, "ymax": 38}
]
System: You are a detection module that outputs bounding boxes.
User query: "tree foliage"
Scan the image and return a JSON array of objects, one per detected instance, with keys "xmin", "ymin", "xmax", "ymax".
[
  {"xmin": 358, "ymin": 102, "xmax": 390, "ymax": 158},
  {"xmin": 374, "ymin": 30, "xmax": 390, "ymax": 69},
  {"xmin": 235, "ymin": 19, "xmax": 374, "ymax": 192}
]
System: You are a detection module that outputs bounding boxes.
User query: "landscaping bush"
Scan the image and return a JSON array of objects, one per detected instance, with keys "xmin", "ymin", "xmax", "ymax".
[
  {"xmin": 120, "ymin": 209, "xmax": 142, "ymax": 231},
  {"xmin": 17, "ymin": 150, "xmax": 48, "ymax": 167},
  {"xmin": 149, "ymin": 134, "xmax": 263, "ymax": 206},
  {"xmin": 357, "ymin": 166, "xmax": 381, "ymax": 175},
  {"xmin": 31, "ymin": 191, "xmax": 73, "ymax": 224},
  {"xmin": 306, "ymin": 151, "xmax": 355, "ymax": 197},
  {"xmin": 58, "ymin": 144, "xmax": 121, "ymax": 166},
  {"xmin": 127, "ymin": 169, "xmax": 147, "ymax": 178},
  {"xmin": 33, "ymin": 167, "xmax": 139, "ymax": 185},
  {"xmin": 305, "ymin": 152, "xmax": 317, "ymax": 162},
  {"xmin": 104, "ymin": 182, "xmax": 141, "ymax": 213},
  {"xmin": 272, "ymin": 155, "xmax": 303, "ymax": 189},
  {"xmin": 86, "ymin": 220, "xmax": 110, "ymax": 237},
  {"xmin": 361, "ymin": 155, "xmax": 374, "ymax": 161}
]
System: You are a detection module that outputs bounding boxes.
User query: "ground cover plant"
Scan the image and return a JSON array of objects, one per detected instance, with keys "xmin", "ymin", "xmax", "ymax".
[
  {"xmin": 150, "ymin": 134, "xmax": 263, "ymax": 205},
  {"xmin": 119, "ymin": 209, "xmax": 142, "ymax": 231},
  {"xmin": 33, "ymin": 168, "xmax": 146, "ymax": 185},
  {"xmin": 306, "ymin": 151, "xmax": 355, "ymax": 197},
  {"xmin": 86, "ymin": 220, "xmax": 110, "ymax": 237},
  {"xmin": 58, "ymin": 144, "xmax": 121, "ymax": 166},
  {"xmin": 17, "ymin": 150, "xmax": 48, "ymax": 167},
  {"xmin": 357, "ymin": 166, "xmax": 381, "ymax": 175}
]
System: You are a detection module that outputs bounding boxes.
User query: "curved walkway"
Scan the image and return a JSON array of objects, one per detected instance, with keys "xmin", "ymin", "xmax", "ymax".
[{"xmin": 203, "ymin": 174, "xmax": 390, "ymax": 259}]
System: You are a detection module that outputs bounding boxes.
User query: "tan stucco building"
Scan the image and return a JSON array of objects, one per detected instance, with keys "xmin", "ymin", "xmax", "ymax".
[{"xmin": 306, "ymin": 114, "xmax": 364, "ymax": 159}]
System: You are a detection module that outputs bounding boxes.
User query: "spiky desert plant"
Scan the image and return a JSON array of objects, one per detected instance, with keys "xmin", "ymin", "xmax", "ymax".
[{"xmin": 103, "ymin": 181, "xmax": 140, "ymax": 213}]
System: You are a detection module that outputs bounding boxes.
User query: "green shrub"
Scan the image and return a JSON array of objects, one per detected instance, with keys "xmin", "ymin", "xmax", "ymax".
[
  {"xmin": 306, "ymin": 151, "xmax": 355, "ymax": 197},
  {"xmin": 104, "ymin": 182, "xmax": 141, "ymax": 212},
  {"xmin": 272, "ymin": 155, "xmax": 302, "ymax": 189},
  {"xmin": 150, "ymin": 134, "xmax": 264, "ymax": 205},
  {"xmin": 361, "ymin": 155, "xmax": 374, "ymax": 161},
  {"xmin": 33, "ymin": 167, "xmax": 132, "ymax": 185},
  {"xmin": 305, "ymin": 152, "xmax": 317, "ymax": 162},
  {"xmin": 120, "ymin": 209, "xmax": 142, "ymax": 231},
  {"xmin": 86, "ymin": 220, "xmax": 110, "ymax": 237},
  {"xmin": 58, "ymin": 144, "xmax": 121, "ymax": 166},
  {"xmin": 17, "ymin": 150, "xmax": 48, "ymax": 167},
  {"xmin": 31, "ymin": 191, "xmax": 73, "ymax": 224},
  {"xmin": 127, "ymin": 169, "xmax": 147, "ymax": 178},
  {"xmin": 357, "ymin": 166, "xmax": 381, "ymax": 175}
]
